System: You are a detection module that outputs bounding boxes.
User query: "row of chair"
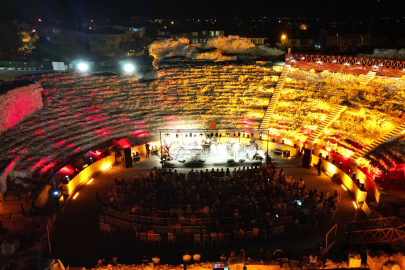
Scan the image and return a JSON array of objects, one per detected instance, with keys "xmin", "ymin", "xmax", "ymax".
[
  {"xmin": 99, "ymin": 220, "xmax": 285, "ymax": 243},
  {"xmin": 100, "ymin": 211, "xmax": 293, "ymax": 227}
]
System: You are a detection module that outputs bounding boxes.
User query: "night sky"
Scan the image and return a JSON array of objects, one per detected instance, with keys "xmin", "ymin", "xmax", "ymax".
[{"xmin": 0, "ymin": 0, "xmax": 401, "ymax": 23}]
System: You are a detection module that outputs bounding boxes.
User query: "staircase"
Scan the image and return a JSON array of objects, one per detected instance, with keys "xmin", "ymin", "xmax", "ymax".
[
  {"xmin": 307, "ymin": 105, "xmax": 347, "ymax": 144},
  {"xmin": 352, "ymin": 123, "xmax": 405, "ymax": 163},
  {"xmin": 359, "ymin": 71, "xmax": 376, "ymax": 85},
  {"xmin": 260, "ymin": 65, "xmax": 291, "ymax": 129}
]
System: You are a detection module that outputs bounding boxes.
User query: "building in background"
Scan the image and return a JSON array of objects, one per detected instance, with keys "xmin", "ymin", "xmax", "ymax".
[
  {"xmin": 85, "ymin": 29, "xmax": 132, "ymax": 53},
  {"xmin": 237, "ymin": 32, "xmax": 268, "ymax": 45}
]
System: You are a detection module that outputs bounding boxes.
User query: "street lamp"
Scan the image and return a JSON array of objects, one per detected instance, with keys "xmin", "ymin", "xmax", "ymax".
[{"xmin": 281, "ymin": 34, "xmax": 286, "ymax": 41}]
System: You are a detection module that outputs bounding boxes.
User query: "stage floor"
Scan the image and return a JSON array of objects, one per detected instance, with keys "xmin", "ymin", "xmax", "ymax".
[{"xmin": 163, "ymin": 149, "xmax": 267, "ymax": 168}]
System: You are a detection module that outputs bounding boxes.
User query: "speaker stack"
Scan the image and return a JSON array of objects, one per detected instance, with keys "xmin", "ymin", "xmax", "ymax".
[
  {"xmin": 302, "ymin": 148, "xmax": 311, "ymax": 169},
  {"xmin": 123, "ymin": 148, "xmax": 133, "ymax": 168}
]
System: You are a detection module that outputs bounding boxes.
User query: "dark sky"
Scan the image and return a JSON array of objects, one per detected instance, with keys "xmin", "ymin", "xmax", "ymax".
[{"xmin": 0, "ymin": 0, "xmax": 401, "ymax": 23}]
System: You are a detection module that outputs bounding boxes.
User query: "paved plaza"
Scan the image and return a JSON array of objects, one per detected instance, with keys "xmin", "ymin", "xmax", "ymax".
[{"xmin": 51, "ymin": 154, "xmax": 360, "ymax": 267}]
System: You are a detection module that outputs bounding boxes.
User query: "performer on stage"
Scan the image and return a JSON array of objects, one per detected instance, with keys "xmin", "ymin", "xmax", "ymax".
[{"xmin": 233, "ymin": 143, "xmax": 239, "ymax": 159}]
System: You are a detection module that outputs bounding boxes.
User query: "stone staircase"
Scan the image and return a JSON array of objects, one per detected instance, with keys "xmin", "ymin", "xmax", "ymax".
[
  {"xmin": 260, "ymin": 65, "xmax": 291, "ymax": 129},
  {"xmin": 307, "ymin": 105, "xmax": 347, "ymax": 144},
  {"xmin": 359, "ymin": 71, "xmax": 376, "ymax": 85},
  {"xmin": 353, "ymin": 123, "xmax": 405, "ymax": 163}
]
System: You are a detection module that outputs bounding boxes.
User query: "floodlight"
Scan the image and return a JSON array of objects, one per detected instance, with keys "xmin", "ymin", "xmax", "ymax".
[
  {"xmin": 77, "ymin": 62, "xmax": 89, "ymax": 72},
  {"xmin": 124, "ymin": 63, "xmax": 135, "ymax": 73}
]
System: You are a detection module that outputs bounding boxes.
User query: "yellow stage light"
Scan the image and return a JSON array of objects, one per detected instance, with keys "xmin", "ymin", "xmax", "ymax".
[
  {"xmin": 73, "ymin": 192, "xmax": 79, "ymax": 199},
  {"xmin": 102, "ymin": 163, "xmax": 111, "ymax": 171},
  {"xmin": 341, "ymin": 184, "xmax": 347, "ymax": 191},
  {"xmin": 87, "ymin": 178, "xmax": 94, "ymax": 185}
]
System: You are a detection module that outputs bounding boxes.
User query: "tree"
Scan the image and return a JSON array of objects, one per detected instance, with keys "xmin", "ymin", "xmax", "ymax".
[
  {"xmin": 275, "ymin": 40, "xmax": 294, "ymax": 52},
  {"xmin": 18, "ymin": 31, "xmax": 39, "ymax": 53}
]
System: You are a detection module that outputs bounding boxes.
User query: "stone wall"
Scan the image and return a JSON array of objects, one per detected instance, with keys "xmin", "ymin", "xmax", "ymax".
[{"xmin": 0, "ymin": 81, "xmax": 43, "ymax": 133}]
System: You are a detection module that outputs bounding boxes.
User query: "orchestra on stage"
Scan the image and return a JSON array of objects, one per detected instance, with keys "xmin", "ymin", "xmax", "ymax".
[{"xmin": 161, "ymin": 135, "xmax": 263, "ymax": 162}]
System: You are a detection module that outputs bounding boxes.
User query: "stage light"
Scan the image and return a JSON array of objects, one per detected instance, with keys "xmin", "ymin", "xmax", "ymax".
[
  {"xmin": 226, "ymin": 133, "xmax": 229, "ymax": 137},
  {"xmin": 353, "ymin": 201, "xmax": 358, "ymax": 209},
  {"xmin": 272, "ymin": 138, "xmax": 275, "ymax": 142},
  {"xmin": 326, "ymin": 154, "xmax": 329, "ymax": 160},
  {"xmin": 341, "ymin": 184, "xmax": 347, "ymax": 191},
  {"xmin": 190, "ymin": 133, "xmax": 192, "ymax": 137},
  {"xmin": 53, "ymin": 190, "xmax": 59, "ymax": 196},
  {"xmin": 102, "ymin": 163, "xmax": 111, "ymax": 170},
  {"xmin": 233, "ymin": 133, "xmax": 236, "ymax": 137},
  {"xmin": 282, "ymin": 140, "xmax": 285, "ymax": 144},
  {"xmin": 77, "ymin": 62, "xmax": 89, "ymax": 72},
  {"xmin": 199, "ymin": 134, "xmax": 203, "ymax": 137},
  {"xmin": 123, "ymin": 63, "xmax": 135, "ymax": 73},
  {"xmin": 312, "ymin": 148, "xmax": 315, "ymax": 154},
  {"xmin": 176, "ymin": 134, "xmax": 179, "ymax": 138},
  {"xmin": 259, "ymin": 132, "xmax": 263, "ymax": 137},
  {"xmin": 73, "ymin": 192, "xmax": 79, "ymax": 200},
  {"xmin": 87, "ymin": 178, "xmax": 94, "ymax": 185},
  {"xmin": 339, "ymin": 162, "xmax": 342, "ymax": 169}
]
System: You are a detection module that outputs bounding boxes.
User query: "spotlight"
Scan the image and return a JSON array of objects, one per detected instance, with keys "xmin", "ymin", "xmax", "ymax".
[
  {"xmin": 176, "ymin": 134, "xmax": 179, "ymax": 138},
  {"xmin": 199, "ymin": 134, "xmax": 203, "ymax": 137},
  {"xmin": 339, "ymin": 162, "xmax": 342, "ymax": 169},
  {"xmin": 312, "ymin": 148, "xmax": 315, "ymax": 154},
  {"xmin": 238, "ymin": 132, "xmax": 241, "ymax": 137},
  {"xmin": 226, "ymin": 133, "xmax": 230, "ymax": 137},
  {"xmin": 77, "ymin": 62, "xmax": 89, "ymax": 72},
  {"xmin": 259, "ymin": 132, "xmax": 263, "ymax": 137},
  {"xmin": 123, "ymin": 63, "xmax": 135, "ymax": 73},
  {"xmin": 326, "ymin": 154, "xmax": 329, "ymax": 160},
  {"xmin": 282, "ymin": 140, "xmax": 285, "ymax": 144},
  {"xmin": 165, "ymin": 133, "xmax": 170, "ymax": 138},
  {"xmin": 53, "ymin": 190, "xmax": 59, "ymax": 196}
]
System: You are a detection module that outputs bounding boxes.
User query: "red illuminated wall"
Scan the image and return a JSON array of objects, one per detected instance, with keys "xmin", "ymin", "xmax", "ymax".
[{"xmin": 0, "ymin": 82, "xmax": 43, "ymax": 133}]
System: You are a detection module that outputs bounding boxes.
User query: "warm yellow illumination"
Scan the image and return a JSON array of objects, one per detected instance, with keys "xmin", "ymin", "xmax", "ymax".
[
  {"xmin": 341, "ymin": 184, "xmax": 347, "ymax": 191},
  {"xmin": 73, "ymin": 192, "xmax": 79, "ymax": 199},
  {"xmin": 87, "ymin": 178, "xmax": 94, "ymax": 185},
  {"xmin": 313, "ymin": 139, "xmax": 318, "ymax": 143},
  {"xmin": 102, "ymin": 163, "xmax": 111, "ymax": 170},
  {"xmin": 171, "ymin": 21, "xmax": 174, "ymax": 24},
  {"xmin": 321, "ymin": 116, "xmax": 325, "ymax": 120},
  {"xmin": 281, "ymin": 34, "xmax": 286, "ymax": 40},
  {"xmin": 401, "ymin": 130, "xmax": 405, "ymax": 134},
  {"xmin": 353, "ymin": 201, "xmax": 358, "ymax": 209}
]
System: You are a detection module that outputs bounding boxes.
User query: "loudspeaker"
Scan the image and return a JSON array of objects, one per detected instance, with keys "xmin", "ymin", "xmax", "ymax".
[
  {"xmin": 123, "ymin": 148, "xmax": 133, "ymax": 168},
  {"xmin": 302, "ymin": 148, "xmax": 311, "ymax": 169}
]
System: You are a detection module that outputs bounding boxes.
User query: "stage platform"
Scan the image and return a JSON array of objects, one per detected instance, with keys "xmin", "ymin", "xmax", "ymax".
[{"xmin": 163, "ymin": 150, "xmax": 266, "ymax": 168}]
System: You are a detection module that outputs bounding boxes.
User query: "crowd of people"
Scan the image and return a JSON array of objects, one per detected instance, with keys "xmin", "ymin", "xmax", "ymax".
[{"xmin": 101, "ymin": 162, "xmax": 340, "ymax": 236}]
